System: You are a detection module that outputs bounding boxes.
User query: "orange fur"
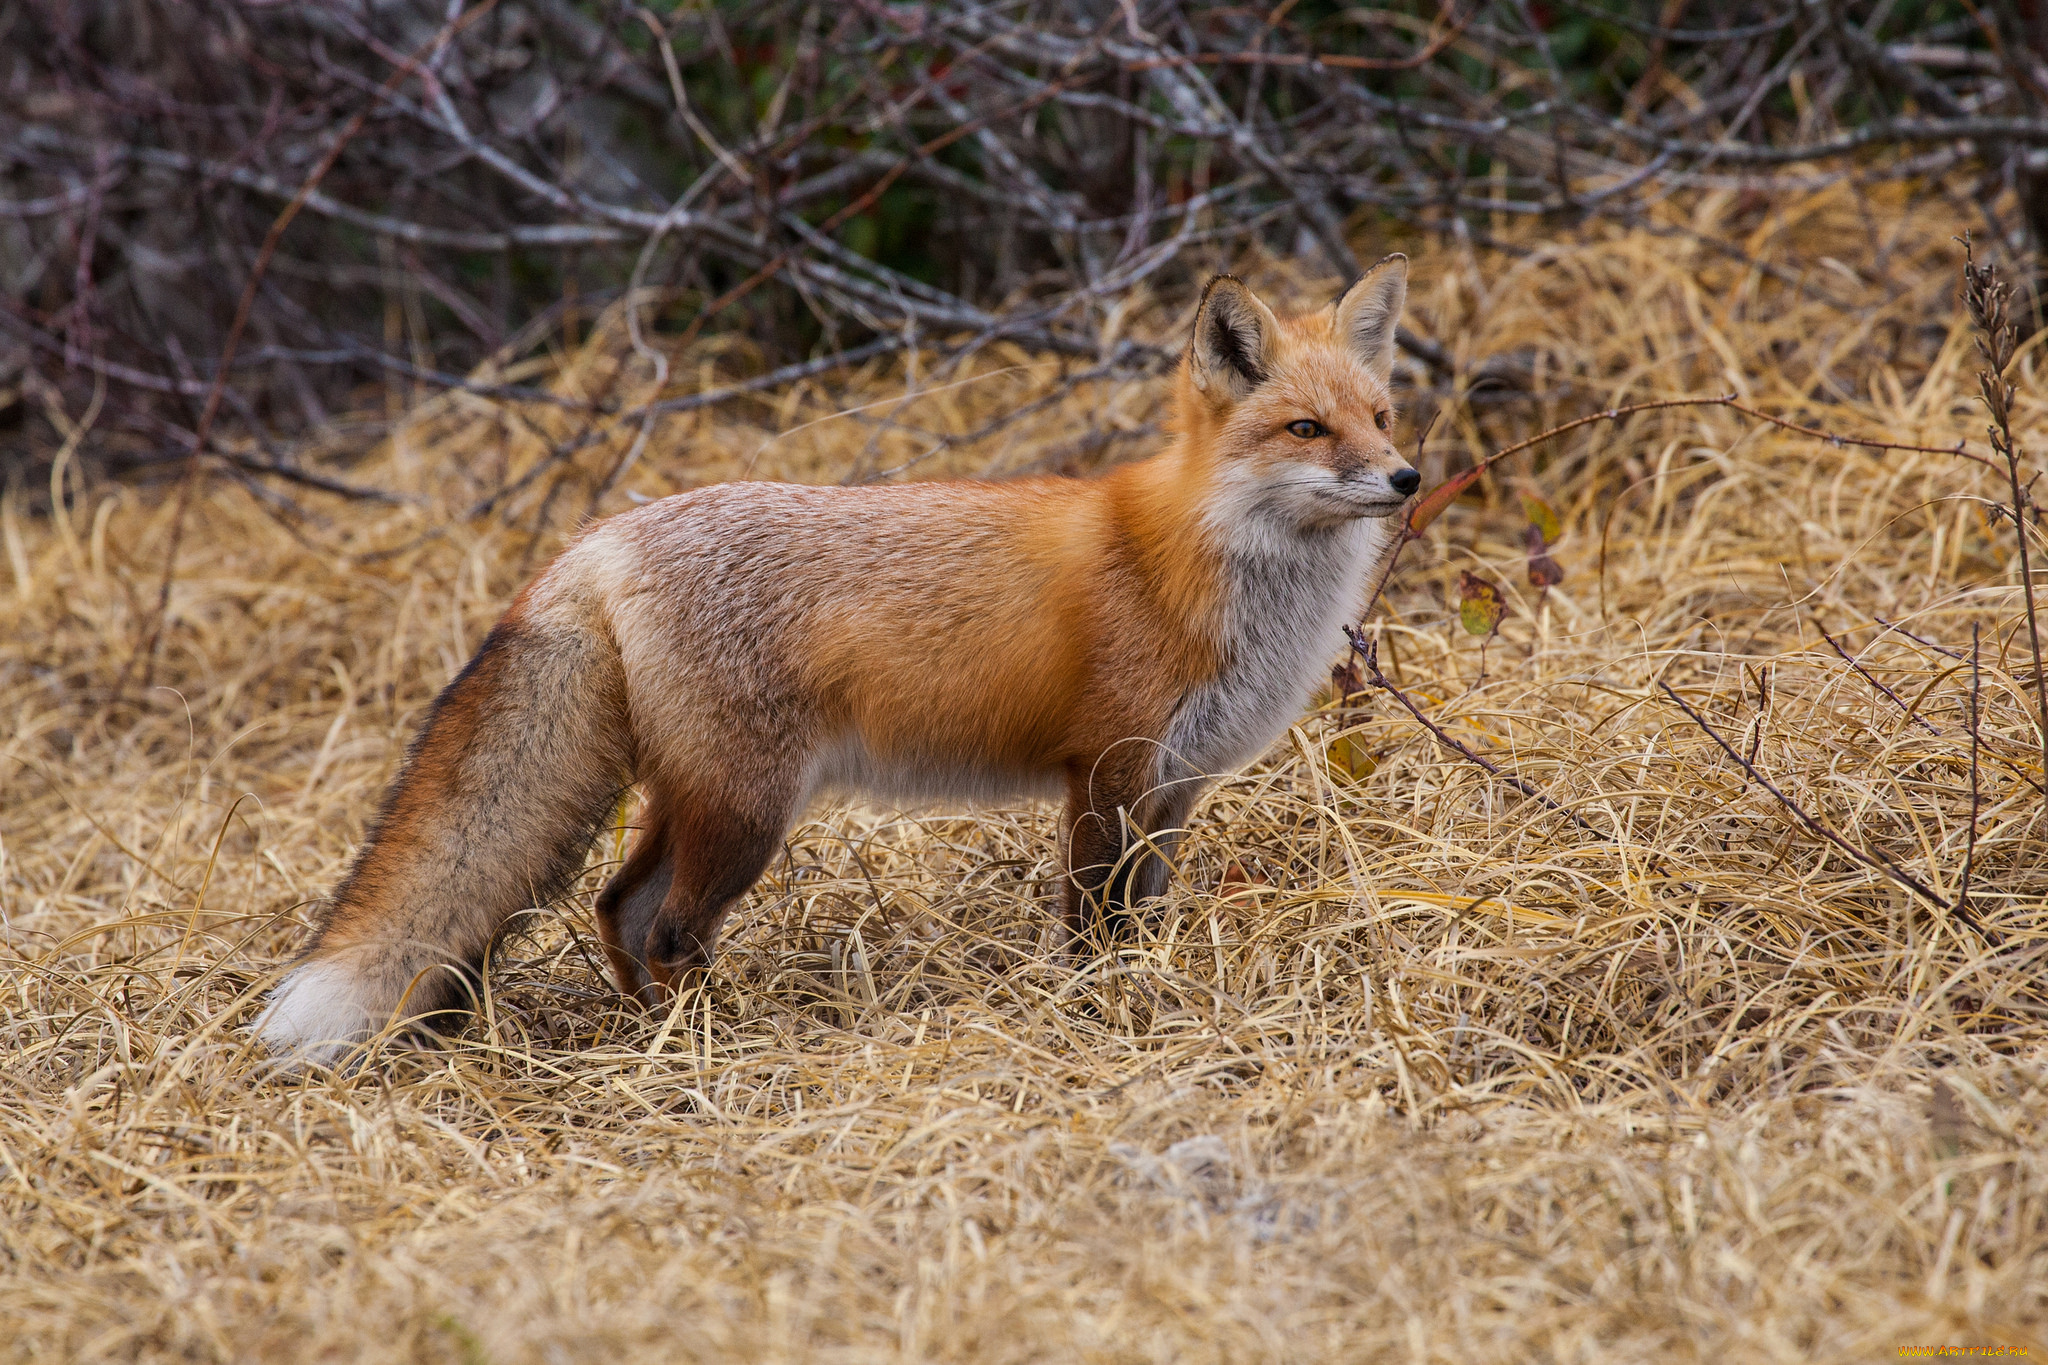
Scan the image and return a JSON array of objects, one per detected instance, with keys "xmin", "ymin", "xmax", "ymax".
[{"xmin": 256, "ymin": 259, "xmax": 1419, "ymax": 1064}]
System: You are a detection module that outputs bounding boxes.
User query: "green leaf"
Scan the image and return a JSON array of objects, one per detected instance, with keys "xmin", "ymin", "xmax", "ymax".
[
  {"xmin": 1458, "ymin": 571, "xmax": 1506, "ymax": 637},
  {"xmin": 1520, "ymin": 491, "xmax": 1562, "ymax": 546}
]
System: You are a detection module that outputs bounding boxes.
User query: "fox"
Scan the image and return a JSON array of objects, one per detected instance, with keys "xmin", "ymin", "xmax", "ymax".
[{"xmin": 255, "ymin": 256, "xmax": 1420, "ymax": 1065}]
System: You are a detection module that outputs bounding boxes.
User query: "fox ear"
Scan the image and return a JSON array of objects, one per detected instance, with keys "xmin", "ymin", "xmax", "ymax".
[
  {"xmin": 1333, "ymin": 253, "xmax": 1407, "ymax": 380},
  {"xmin": 1190, "ymin": 275, "xmax": 1280, "ymax": 401}
]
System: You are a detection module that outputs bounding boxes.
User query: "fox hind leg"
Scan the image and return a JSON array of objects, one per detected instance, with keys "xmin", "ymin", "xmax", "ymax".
[
  {"xmin": 635, "ymin": 789, "xmax": 792, "ymax": 1003},
  {"xmin": 593, "ymin": 799, "xmax": 674, "ymax": 1005}
]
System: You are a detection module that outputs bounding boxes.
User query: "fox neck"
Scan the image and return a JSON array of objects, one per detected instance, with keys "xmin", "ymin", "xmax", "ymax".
[{"xmin": 1127, "ymin": 438, "xmax": 1397, "ymax": 776}]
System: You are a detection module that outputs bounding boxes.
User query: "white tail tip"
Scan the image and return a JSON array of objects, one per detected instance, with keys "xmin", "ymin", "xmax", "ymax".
[{"xmin": 253, "ymin": 960, "xmax": 377, "ymax": 1067}]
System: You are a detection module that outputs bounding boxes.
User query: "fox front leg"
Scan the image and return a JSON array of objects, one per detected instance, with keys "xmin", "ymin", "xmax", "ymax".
[{"xmin": 1058, "ymin": 757, "xmax": 1195, "ymax": 952}]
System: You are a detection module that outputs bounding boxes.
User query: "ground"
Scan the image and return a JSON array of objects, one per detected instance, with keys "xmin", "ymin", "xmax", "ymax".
[{"xmin": 2, "ymin": 183, "xmax": 2044, "ymax": 1362}]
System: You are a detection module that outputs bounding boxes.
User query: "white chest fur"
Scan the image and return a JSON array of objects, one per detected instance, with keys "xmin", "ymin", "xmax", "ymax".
[{"xmin": 1164, "ymin": 514, "xmax": 1396, "ymax": 782}]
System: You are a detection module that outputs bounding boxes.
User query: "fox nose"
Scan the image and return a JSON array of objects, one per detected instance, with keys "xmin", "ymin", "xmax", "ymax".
[{"xmin": 1389, "ymin": 468, "xmax": 1421, "ymax": 496}]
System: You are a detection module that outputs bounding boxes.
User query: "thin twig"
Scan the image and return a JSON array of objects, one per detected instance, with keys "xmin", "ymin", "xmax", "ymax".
[
  {"xmin": 1873, "ymin": 616, "xmax": 1971, "ymax": 661},
  {"xmin": 1721, "ymin": 397, "xmax": 1990, "ymax": 467},
  {"xmin": 1818, "ymin": 625, "xmax": 1940, "ymax": 735},
  {"xmin": 1959, "ymin": 624, "xmax": 1982, "ymax": 917},
  {"xmin": 1960, "ymin": 237, "xmax": 2048, "ymax": 779},
  {"xmin": 1347, "ymin": 626, "xmax": 1611, "ymax": 845},
  {"xmin": 1657, "ymin": 681, "xmax": 1991, "ymax": 941},
  {"xmin": 1865, "ymin": 618, "xmax": 2047, "ymax": 797},
  {"xmin": 1743, "ymin": 663, "xmax": 1772, "ymax": 764},
  {"xmin": 1406, "ymin": 394, "xmax": 1989, "ymax": 544}
]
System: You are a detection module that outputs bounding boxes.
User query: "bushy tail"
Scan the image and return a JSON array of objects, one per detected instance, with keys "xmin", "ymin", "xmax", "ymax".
[{"xmin": 256, "ymin": 595, "xmax": 632, "ymax": 1066}]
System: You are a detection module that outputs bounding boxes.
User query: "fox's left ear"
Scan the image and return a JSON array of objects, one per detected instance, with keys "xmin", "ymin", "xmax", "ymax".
[{"xmin": 1333, "ymin": 253, "xmax": 1408, "ymax": 381}]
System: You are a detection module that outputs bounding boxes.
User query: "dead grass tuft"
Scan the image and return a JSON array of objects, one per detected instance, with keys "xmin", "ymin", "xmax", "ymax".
[{"xmin": 4, "ymin": 181, "xmax": 2047, "ymax": 1362}]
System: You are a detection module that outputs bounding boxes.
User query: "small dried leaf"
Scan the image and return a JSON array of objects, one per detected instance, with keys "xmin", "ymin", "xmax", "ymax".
[
  {"xmin": 1329, "ymin": 657, "xmax": 1366, "ymax": 705},
  {"xmin": 1220, "ymin": 860, "xmax": 1272, "ymax": 896},
  {"xmin": 1406, "ymin": 465, "xmax": 1484, "ymax": 537},
  {"xmin": 1457, "ymin": 570, "xmax": 1506, "ymax": 637},
  {"xmin": 1326, "ymin": 733, "xmax": 1378, "ymax": 782},
  {"xmin": 1520, "ymin": 491, "xmax": 1562, "ymax": 546},
  {"xmin": 1524, "ymin": 523, "xmax": 1564, "ymax": 589}
]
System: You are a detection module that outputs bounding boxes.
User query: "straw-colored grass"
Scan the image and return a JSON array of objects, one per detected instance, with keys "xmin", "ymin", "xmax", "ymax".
[{"xmin": 4, "ymin": 181, "xmax": 2047, "ymax": 1363}]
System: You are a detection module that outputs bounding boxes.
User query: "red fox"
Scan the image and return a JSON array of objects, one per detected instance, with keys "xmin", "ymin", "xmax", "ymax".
[{"xmin": 257, "ymin": 258, "xmax": 1418, "ymax": 1064}]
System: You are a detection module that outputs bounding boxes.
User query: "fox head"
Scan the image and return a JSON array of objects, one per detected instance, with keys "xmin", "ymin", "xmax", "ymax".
[{"xmin": 1180, "ymin": 255, "xmax": 1419, "ymax": 527}]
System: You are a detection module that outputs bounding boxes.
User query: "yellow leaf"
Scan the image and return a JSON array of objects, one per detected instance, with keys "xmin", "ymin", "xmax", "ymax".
[
  {"xmin": 1326, "ymin": 733, "xmax": 1377, "ymax": 782},
  {"xmin": 1458, "ymin": 571, "xmax": 1505, "ymax": 636}
]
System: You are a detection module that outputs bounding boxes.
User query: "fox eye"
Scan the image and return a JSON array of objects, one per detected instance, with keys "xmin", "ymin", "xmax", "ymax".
[
  {"xmin": 1287, "ymin": 419, "xmax": 1326, "ymax": 439},
  {"xmin": 1373, "ymin": 410, "xmax": 1391, "ymax": 432}
]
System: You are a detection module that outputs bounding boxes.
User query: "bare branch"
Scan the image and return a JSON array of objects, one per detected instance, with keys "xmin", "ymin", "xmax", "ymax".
[{"xmin": 1657, "ymin": 682, "xmax": 1993, "ymax": 943}]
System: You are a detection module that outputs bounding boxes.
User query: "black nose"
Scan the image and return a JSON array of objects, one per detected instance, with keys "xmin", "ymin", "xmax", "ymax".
[{"xmin": 1390, "ymin": 468, "xmax": 1421, "ymax": 496}]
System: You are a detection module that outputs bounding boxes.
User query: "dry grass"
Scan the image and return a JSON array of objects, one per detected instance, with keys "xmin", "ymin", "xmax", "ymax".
[{"xmin": 5, "ymin": 182, "xmax": 2048, "ymax": 1363}]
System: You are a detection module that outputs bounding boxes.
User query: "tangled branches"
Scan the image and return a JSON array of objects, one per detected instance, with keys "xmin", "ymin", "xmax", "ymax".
[{"xmin": 1, "ymin": 1, "xmax": 2043, "ymax": 484}]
